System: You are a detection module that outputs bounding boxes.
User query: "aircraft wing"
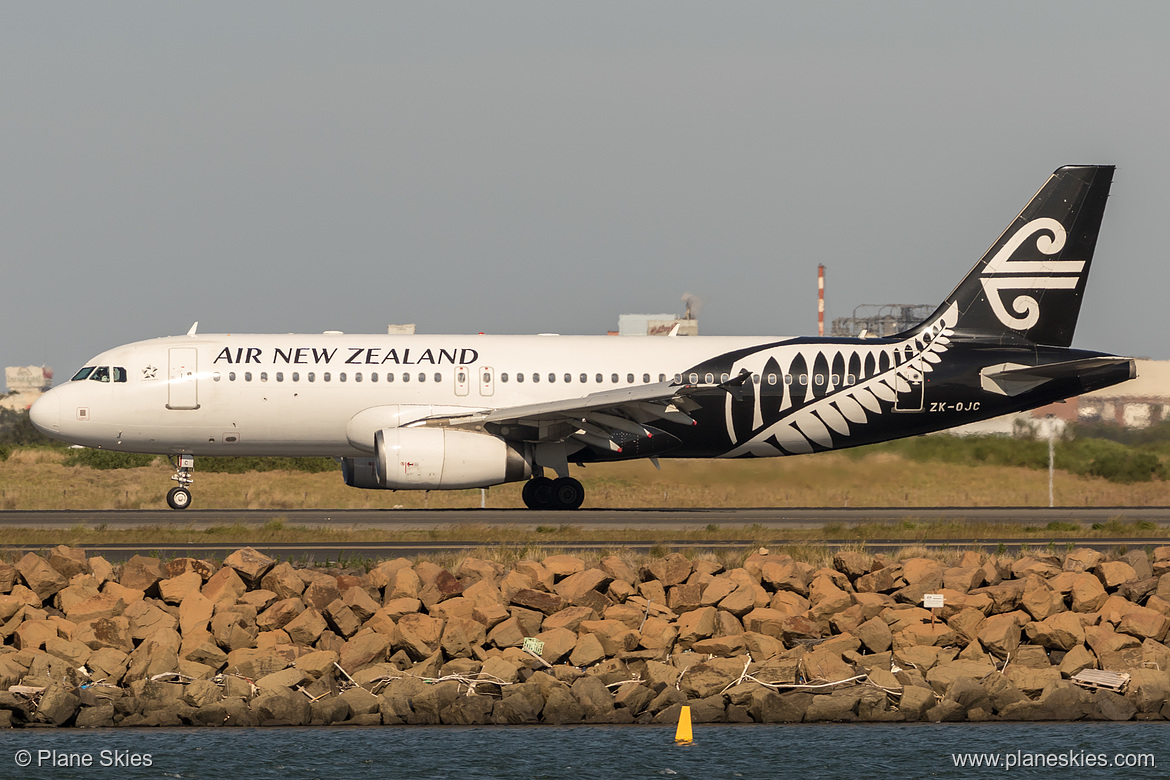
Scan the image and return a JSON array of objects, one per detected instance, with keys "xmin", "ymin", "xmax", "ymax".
[{"xmin": 409, "ymin": 373, "xmax": 752, "ymax": 452}]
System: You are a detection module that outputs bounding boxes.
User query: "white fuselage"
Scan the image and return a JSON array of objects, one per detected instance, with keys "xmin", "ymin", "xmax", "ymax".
[{"xmin": 31, "ymin": 332, "xmax": 788, "ymax": 457}]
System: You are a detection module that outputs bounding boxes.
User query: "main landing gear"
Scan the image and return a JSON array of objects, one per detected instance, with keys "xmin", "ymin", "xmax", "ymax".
[
  {"xmin": 167, "ymin": 454, "xmax": 195, "ymax": 510},
  {"xmin": 521, "ymin": 475, "xmax": 585, "ymax": 510}
]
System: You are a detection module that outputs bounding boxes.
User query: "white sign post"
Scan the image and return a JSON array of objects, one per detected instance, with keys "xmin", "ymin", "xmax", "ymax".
[{"xmin": 923, "ymin": 593, "xmax": 945, "ymax": 625}]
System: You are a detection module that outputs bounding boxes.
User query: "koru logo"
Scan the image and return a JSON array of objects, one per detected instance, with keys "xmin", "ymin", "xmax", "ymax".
[{"xmin": 979, "ymin": 217, "xmax": 1085, "ymax": 330}]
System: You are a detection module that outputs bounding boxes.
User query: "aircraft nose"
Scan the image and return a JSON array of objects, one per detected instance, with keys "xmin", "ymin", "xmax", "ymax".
[{"xmin": 29, "ymin": 391, "xmax": 60, "ymax": 435}]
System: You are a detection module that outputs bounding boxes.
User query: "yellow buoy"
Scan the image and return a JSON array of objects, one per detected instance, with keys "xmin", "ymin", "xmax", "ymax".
[{"xmin": 674, "ymin": 705, "xmax": 693, "ymax": 744}]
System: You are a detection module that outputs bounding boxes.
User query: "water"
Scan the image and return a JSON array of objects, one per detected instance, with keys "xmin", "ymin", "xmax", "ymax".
[{"xmin": 0, "ymin": 723, "xmax": 1165, "ymax": 780}]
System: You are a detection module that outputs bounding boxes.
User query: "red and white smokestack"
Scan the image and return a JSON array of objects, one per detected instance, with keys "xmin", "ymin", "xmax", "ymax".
[{"xmin": 817, "ymin": 264, "xmax": 825, "ymax": 337}]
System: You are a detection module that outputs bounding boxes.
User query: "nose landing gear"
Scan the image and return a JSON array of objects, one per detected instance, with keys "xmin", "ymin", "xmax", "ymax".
[{"xmin": 167, "ymin": 454, "xmax": 194, "ymax": 510}]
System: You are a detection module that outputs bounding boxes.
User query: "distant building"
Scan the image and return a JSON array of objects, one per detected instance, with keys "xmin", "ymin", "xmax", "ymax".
[
  {"xmin": 2, "ymin": 366, "xmax": 53, "ymax": 411},
  {"xmin": 387, "ymin": 324, "xmax": 416, "ymax": 335},
  {"xmin": 831, "ymin": 304, "xmax": 934, "ymax": 338},
  {"xmin": 616, "ymin": 314, "xmax": 699, "ymax": 336}
]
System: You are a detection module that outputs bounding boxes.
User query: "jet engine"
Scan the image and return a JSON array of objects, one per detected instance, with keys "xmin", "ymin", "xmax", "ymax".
[{"xmin": 342, "ymin": 428, "xmax": 531, "ymax": 490}]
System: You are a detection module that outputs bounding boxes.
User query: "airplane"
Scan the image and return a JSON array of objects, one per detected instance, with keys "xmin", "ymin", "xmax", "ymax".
[{"xmin": 29, "ymin": 165, "xmax": 1134, "ymax": 511}]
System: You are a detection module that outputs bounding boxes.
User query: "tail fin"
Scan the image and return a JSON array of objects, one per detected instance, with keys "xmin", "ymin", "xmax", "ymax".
[{"xmin": 910, "ymin": 164, "xmax": 1114, "ymax": 347}]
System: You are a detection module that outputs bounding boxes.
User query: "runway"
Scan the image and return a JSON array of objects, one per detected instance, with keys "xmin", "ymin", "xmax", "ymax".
[
  {"xmin": 0, "ymin": 537, "xmax": 1164, "ymax": 563},
  {"xmin": 2, "ymin": 505, "xmax": 1169, "ymax": 530},
  {"xmin": 0, "ymin": 506, "xmax": 1167, "ymax": 561}
]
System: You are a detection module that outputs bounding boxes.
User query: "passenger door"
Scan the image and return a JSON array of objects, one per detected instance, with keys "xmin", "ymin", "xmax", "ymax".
[{"xmin": 167, "ymin": 348, "xmax": 200, "ymax": 410}]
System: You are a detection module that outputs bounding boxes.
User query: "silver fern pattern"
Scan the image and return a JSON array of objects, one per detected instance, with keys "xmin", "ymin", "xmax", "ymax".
[{"xmin": 722, "ymin": 303, "xmax": 959, "ymax": 456}]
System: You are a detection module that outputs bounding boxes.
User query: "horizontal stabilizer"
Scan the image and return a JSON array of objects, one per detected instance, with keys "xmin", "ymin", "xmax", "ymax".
[{"xmin": 980, "ymin": 357, "xmax": 1135, "ymax": 396}]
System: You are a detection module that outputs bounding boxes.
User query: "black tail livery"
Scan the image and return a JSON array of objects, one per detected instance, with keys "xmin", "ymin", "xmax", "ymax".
[{"xmin": 913, "ymin": 164, "xmax": 1114, "ymax": 347}]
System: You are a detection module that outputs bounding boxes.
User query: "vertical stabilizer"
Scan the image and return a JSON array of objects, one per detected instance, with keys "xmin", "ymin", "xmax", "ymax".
[{"xmin": 909, "ymin": 165, "xmax": 1114, "ymax": 347}]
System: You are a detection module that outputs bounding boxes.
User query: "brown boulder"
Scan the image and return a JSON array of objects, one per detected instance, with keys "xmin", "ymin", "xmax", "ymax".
[
  {"xmin": 977, "ymin": 613, "xmax": 1024, "ymax": 659},
  {"xmin": 178, "ymin": 592, "xmax": 215, "ymax": 635},
  {"xmin": 511, "ymin": 588, "xmax": 564, "ymax": 615},
  {"xmin": 48, "ymin": 546, "xmax": 90, "ymax": 579},
  {"xmin": 542, "ymin": 555, "xmax": 586, "ymax": 579},
  {"xmin": 338, "ymin": 632, "xmax": 391, "ymax": 671},
  {"xmin": 224, "ymin": 547, "xmax": 275, "ymax": 585},
  {"xmin": 257, "ymin": 598, "xmax": 306, "ymax": 632},
  {"xmin": 1070, "ymin": 574, "xmax": 1108, "ymax": 612},
  {"xmin": 119, "ymin": 555, "xmax": 166, "ymax": 593},
  {"xmin": 202, "ymin": 567, "xmax": 247, "ymax": 605},
  {"xmin": 554, "ymin": 569, "xmax": 613, "ymax": 605},
  {"xmin": 1024, "ymin": 611, "xmax": 1085, "ymax": 651},
  {"xmin": 1094, "ymin": 561, "xmax": 1137, "ymax": 590},
  {"xmin": 16, "ymin": 552, "xmax": 67, "ymax": 601},
  {"xmin": 396, "ymin": 613, "xmax": 445, "ymax": 660},
  {"xmin": 676, "ymin": 606, "xmax": 718, "ymax": 645},
  {"xmin": 643, "ymin": 553, "xmax": 692, "ymax": 587}
]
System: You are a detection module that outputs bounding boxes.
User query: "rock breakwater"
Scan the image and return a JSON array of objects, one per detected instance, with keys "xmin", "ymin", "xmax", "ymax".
[{"xmin": 2, "ymin": 544, "xmax": 1169, "ymax": 727}]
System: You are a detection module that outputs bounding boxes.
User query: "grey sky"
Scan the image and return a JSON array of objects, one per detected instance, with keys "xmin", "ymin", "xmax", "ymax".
[{"xmin": 3, "ymin": 2, "xmax": 1167, "ymax": 382}]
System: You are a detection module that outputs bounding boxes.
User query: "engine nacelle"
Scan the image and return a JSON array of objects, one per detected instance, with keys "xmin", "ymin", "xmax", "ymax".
[
  {"xmin": 341, "ymin": 456, "xmax": 382, "ymax": 489},
  {"xmin": 344, "ymin": 428, "xmax": 531, "ymax": 490}
]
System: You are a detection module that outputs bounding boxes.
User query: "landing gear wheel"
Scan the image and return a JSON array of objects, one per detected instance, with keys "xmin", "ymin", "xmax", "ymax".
[
  {"xmin": 167, "ymin": 486, "xmax": 192, "ymax": 510},
  {"xmin": 551, "ymin": 477, "xmax": 585, "ymax": 510},
  {"xmin": 522, "ymin": 476, "xmax": 555, "ymax": 510}
]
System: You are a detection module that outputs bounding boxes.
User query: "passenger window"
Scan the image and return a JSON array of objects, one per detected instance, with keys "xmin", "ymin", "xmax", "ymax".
[
  {"xmin": 689, "ymin": 373, "xmax": 698, "ymax": 384},
  {"xmin": 611, "ymin": 373, "xmax": 619, "ymax": 383},
  {"xmin": 340, "ymin": 373, "xmax": 347, "ymax": 382},
  {"xmin": 565, "ymin": 373, "xmax": 572, "ymax": 383},
  {"xmin": 658, "ymin": 374, "xmax": 666, "ymax": 383},
  {"xmin": 260, "ymin": 372, "xmax": 268, "ymax": 382},
  {"xmin": 245, "ymin": 372, "xmax": 253, "ymax": 382},
  {"xmin": 767, "ymin": 374, "xmax": 776, "ymax": 385},
  {"xmin": 72, "ymin": 367, "xmax": 95, "ymax": 381},
  {"xmin": 276, "ymin": 372, "xmax": 284, "ymax": 382},
  {"xmin": 704, "ymin": 373, "xmax": 714, "ymax": 384},
  {"xmin": 386, "ymin": 373, "xmax": 393, "ymax": 382},
  {"xmin": 307, "ymin": 372, "xmax": 315, "ymax": 382},
  {"xmin": 323, "ymin": 372, "xmax": 331, "ymax": 382},
  {"xmin": 830, "ymin": 374, "xmax": 839, "ymax": 386},
  {"xmin": 434, "ymin": 372, "xmax": 441, "ymax": 383},
  {"xmin": 355, "ymin": 373, "xmax": 362, "ymax": 382},
  {"xmin": 799, "ymin": 374, "xmax": 808, "ymax": 386},
  {"xmin": 643, "ymin": 374, "xmax": 650, "ymax": 383},
  {"xmin": 292, "ymin": 372, "xmax": 300, "ymax": 382},
  {"xmin": 113, "ymin": 367, "xmax": 127, "ymax": 383},
  {"xmin": 229, "ymin": 372, "xmax": 236, "ymax": 381},
  {"xmin": 785, "ymin": 374, "xmax": 793, "ymax": 385},
  {"xmin": 517, "ymin": 373, "xmax": 525, "ymax": 383},
  {"xmin": 720, "ymin": 373, "xmax": 729, "ymax": 383},
  {"xmin": 548, "ymin": 373, "xmax": 556, "ymax": 383},
  {"xmin": 846, "ymin": 374, "xmax": 856, "ymax": 385},
  {"xmin": 752, "ymin": 374, "xmax": 760, "ymax": 384},
  {"xmin": 370, "ymin": 372, "xmax": 378, "ymax": 382},
  {"xmin": 595, "ymin": 373, "xmax": 603, "ymax": 383},
  {"xmin": 532, "ymin": 373, "xmax": 539, "ymax": 383},
  {"xmin": 213, "ymin": 372, "xmax": 221, "ymax": 382},
  {"xmin": 458, "ymin": 370, "xmax": 467, "ymax": 383},
  {"xmin": 674, "ymin": 374, "xmax": 682, "ymax": 383},
  {"xmin": 402, "ymin": 373, "xmax": 410, "ymax": 382},
  {"xmin": 501, "ymin": 373, "xmax": 509, "ymax": 383},
  {"xmin": 627, "ymin": 373, "xmax": 634, "ymax": 383},
  {"xmin": 418, "ymin": 373, "xmax": 426, "ymax": 383},
  {"xmin": 90, "ymin": 367, "xmax": 110, "ymax": 382}
]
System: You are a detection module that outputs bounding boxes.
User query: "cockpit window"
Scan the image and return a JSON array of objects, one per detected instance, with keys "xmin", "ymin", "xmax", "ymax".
[
  {"xmin": 113, "ymin": 367, "xmax": 127, "ymax": 383},
  {"xmin": 72, "ymin": 367, "xmax": 95, "ymax": 381},
  {"xmin": 90, "ymin": 366, "xmax": 111, "ymax": 382}
]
